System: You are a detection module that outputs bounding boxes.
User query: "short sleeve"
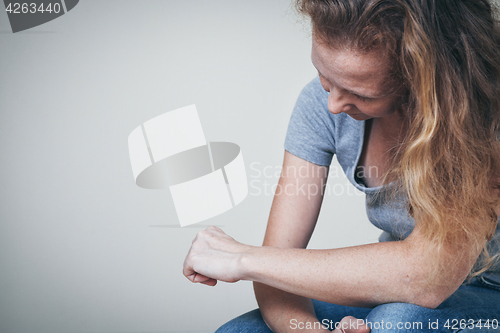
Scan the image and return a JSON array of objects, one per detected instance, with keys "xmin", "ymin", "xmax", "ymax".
[{"xmin": 284, "ymin": 76, "xmax": 336, "ymax": 166}]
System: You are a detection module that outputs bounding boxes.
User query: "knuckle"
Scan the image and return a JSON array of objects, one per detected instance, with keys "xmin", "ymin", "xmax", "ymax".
[
  {"xmin": 195, "ymin": 230, "xmax": 207, "ymax": 241},
  {"xmin": 341, "ymin": 316, "xmax": 354, "ymax": 324}
]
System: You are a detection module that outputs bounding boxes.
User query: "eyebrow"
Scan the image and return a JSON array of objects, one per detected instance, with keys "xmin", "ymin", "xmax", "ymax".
[{"xmin": 313, "ymin": 63, "xmax": 388, "ymax": 99}]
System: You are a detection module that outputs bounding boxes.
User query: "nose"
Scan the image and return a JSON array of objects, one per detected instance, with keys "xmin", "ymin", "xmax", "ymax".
[{"xmin": 328, "ymin": 87, "xmax": 353, "ymax": 115}]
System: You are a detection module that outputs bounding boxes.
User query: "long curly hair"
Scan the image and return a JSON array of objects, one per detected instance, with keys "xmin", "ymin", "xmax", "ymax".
[{"xmin": 295, "ymin": 0, "xmax": 500, "ymax": 278}]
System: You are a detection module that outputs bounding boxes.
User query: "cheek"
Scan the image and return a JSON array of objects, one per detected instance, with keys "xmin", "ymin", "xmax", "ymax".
[{"xmin": 358, "ymin": 98, "xmax": 401, "ymax": 117}]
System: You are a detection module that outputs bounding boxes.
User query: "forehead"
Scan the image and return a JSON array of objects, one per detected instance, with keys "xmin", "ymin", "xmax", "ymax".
[{"xmin": 311, "ymin": 37, "xmax": 394, "ymax": 94}]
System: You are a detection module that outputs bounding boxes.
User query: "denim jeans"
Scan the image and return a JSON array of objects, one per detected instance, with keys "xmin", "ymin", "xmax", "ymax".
[{"xmin": 215, "ymin": 277, "xmax": 500, "ymax": 332}]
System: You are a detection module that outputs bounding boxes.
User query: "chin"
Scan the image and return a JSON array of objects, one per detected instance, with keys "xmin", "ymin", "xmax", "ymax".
[{"xmin": 347, "ymin": 113, "xmax": 372, "ymax": 121}]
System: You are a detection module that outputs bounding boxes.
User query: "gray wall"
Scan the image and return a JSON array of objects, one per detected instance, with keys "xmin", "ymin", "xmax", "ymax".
[{"xmin": 2, "ymin": 0, "xmax": 466, "ymax": 332}]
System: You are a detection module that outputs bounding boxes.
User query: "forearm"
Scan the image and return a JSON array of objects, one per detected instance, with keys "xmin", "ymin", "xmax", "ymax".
[
  {"xmin": 254, "ymin": 282, "xmax": 326, "ymax": 333},
  {"xmin": 251, "ymin": 152, "xmax": 330, "ymax": 332},
  {"xmin": 243, "ymin": 241, "xmax": 432, "ymax": 308}
]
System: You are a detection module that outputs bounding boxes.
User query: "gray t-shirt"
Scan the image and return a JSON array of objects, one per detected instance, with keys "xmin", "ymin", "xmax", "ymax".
[{"xmin": 284, "ymin": 76, "xmax": 500, "ymax": 286}]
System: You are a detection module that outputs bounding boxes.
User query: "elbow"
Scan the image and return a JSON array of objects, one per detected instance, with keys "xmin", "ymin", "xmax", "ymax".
[
  {"xmin": 399, "ymin": 238, "xmax": 465, "ymax": 309},
  {"xmin": 401, "ymin": 270, "xmax": 455, "ymax": 309},
  {"xmin": 406, "ymin": 280, "xmax": 458, "ymax": 309},
  {"xmin": 408, "ymin": 291, "xmax": 445, "ymax": 309}
]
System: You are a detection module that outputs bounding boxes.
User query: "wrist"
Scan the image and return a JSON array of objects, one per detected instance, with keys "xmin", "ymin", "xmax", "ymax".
[{"xmin": 237, "ymin": 246, "xmax": 261, "ymax": 282}]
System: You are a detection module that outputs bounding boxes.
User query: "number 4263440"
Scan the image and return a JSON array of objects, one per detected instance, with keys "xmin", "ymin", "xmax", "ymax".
[
  {"xmin": 5, "ymin": 3, "xmax": 62, "ymax": 14},
  {"xmin": 444, "ymin": 319, "xmax": 499, "ymax": 330}
]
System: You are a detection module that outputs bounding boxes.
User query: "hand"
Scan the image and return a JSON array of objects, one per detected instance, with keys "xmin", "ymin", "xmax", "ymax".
[
  {"xmin": 332, "ymin": 316, "xmax": 370, "ymax": 333},
  {"xmin": 183, "ymin": 226, "xmax": 254, "ymax": 286}
]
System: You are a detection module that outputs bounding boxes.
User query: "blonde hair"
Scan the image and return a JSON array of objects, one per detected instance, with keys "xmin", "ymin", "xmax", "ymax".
[{"xmin": 296, "ymin": 0, "xmax": 500, "ymax": 278}]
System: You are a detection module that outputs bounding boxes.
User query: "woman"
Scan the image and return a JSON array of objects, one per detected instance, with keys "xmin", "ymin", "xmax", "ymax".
[{"xmin": 183, "ymin": 0, "xmax": 500, "ymax": 332}]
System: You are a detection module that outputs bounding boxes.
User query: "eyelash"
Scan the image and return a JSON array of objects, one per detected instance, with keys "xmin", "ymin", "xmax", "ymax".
[
  {"xmin": 354, "ymin": 94, "xmax": 370, "ymax": 102},
  {"xmin": 319, "ymin": 73, "xmax": 372, "ymax": 102}
]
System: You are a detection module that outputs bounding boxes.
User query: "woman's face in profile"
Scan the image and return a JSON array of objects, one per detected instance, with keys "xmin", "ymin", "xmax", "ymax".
[{"xmin": 311, "ymin": 35, "xmax": 404, "ymax": 121}]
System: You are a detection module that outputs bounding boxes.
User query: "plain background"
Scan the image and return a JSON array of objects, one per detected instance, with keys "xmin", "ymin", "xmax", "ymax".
[{"xmin": 4, "ymin": 1, "xmax": 495, "ymax": 332}]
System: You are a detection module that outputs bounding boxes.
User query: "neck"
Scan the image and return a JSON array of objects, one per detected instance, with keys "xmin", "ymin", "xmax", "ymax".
[{"xmin": 372, "ymin": 108, "xmax": 406, "ymax": 143}]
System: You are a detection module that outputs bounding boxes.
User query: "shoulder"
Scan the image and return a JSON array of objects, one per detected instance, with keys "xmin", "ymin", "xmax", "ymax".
[
  {"xmin": 284, "ymin": 77, "xmax": 334, "ymax": 166},
  {"xmin": 284, "ymin": 76, "xmax": 363, "ymax": 167},
  {"xmin": 301, "ymin": 76, "xmax": 326, "ymax": 96},
  {"xmin": 294, "ymin": 77, "xmax": 359, "ymax": 136},
  {"xmin": 294, "ymin": 76, "xmax": 329, "ymax": 111},
  {"xmin": 288, "ymin": 76, "xmax": 332, "ymax": 135}
]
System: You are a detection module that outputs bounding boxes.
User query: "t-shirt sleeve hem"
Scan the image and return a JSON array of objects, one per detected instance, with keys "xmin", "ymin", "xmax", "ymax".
[{"xmin": 283, "ymin": 146, "xmax": 333, "ymax": 167}]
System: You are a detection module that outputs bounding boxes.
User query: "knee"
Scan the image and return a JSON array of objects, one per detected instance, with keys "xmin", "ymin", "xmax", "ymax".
[
  {"xmin": 215, "ymin": 309, "xmax": 272, "ymax": 333},
  {"xmin": 364, "ymin": 303, "xmax": 436, "ymax": 333}
]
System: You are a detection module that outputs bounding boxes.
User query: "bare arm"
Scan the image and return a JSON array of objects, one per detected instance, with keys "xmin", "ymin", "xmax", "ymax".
[
  {"xmin": 183, "ymin": 152, "xmax": 490, "ymax": 326},
  {"xmin": 244, "ymin": 225, "xmax": 480, "ymax": 309},
  {"xmin": 185, "ymin": 216, "xmax": 484, "ymax": 311},
  {"xmin": 245, "ymin": 184, "xmax": 494, "ymax": 309},
  {"xmin": 254, "ymin": 150, "xmax": 329, "ymax": 333}
]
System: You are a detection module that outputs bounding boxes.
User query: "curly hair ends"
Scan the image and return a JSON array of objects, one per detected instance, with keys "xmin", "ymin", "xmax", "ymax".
[{"xmin": 295, "ymin": 0, "xmax": 500, "ymax": 280}]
